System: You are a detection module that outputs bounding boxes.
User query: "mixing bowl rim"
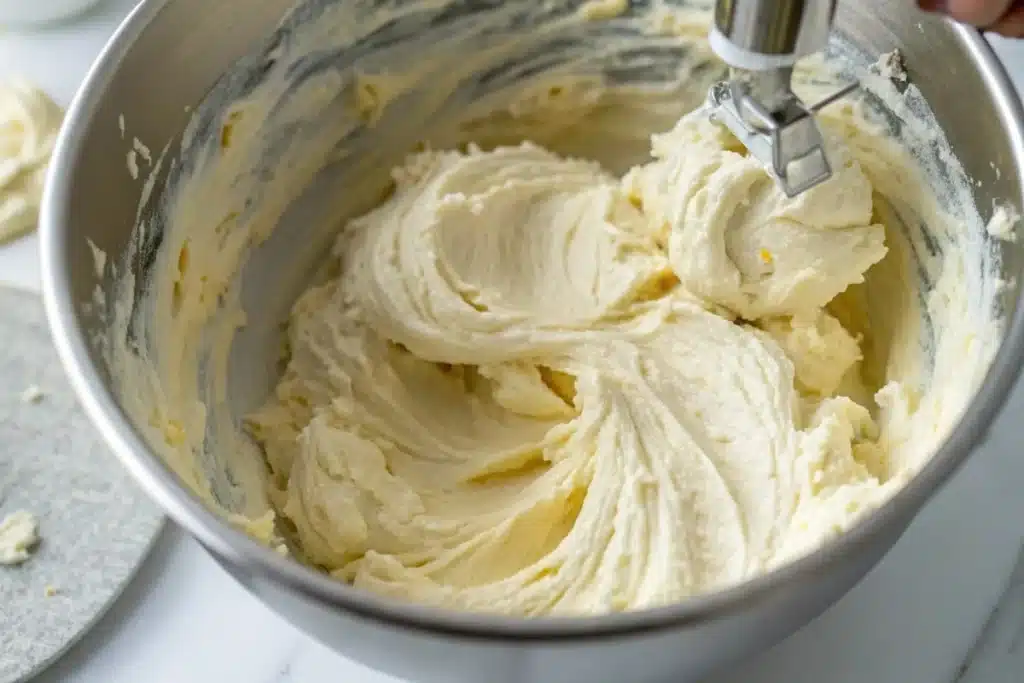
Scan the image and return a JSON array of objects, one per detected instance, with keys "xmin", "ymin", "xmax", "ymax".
[{"xmin": 40, "ymin": 0, "xmax": 1024, "ymax": 641}]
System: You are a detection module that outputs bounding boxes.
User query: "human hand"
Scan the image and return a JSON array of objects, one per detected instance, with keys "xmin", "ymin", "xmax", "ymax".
[{"xmin": 919, "ymin": 0, "xmax": 1024, "ymax": 37}]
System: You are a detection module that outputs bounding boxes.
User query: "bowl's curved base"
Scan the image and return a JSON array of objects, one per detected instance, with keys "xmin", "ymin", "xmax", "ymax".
[{"xmin": 212, "ymin": 518, "xmax": 906, "ymax": 683}]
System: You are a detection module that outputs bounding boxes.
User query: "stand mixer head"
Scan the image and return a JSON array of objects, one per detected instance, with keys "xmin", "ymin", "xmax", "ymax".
[{"xmin": 707, "ymin": 0, "xmax": 859, "ymax": 196}]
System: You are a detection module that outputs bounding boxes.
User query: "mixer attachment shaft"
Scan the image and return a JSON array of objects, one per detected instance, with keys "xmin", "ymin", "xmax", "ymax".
[{"xmin": 707, "ymin": 0, "xmax": 857, "ymax": 196}]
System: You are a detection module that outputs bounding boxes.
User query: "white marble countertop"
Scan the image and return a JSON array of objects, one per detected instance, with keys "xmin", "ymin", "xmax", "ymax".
[{"xmin": 2, "ymin": 2, "xmax": 1024, "ymax": 682}]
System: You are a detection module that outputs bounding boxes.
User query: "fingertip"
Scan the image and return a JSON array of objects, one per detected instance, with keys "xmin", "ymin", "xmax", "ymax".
[
  {"xmin": 944, "ymin": 0, "xmax": 1014, "ymax": 27},
  {"xmin": 986, "ymin": 8, "xmax": 1024, "ymax": 36}
]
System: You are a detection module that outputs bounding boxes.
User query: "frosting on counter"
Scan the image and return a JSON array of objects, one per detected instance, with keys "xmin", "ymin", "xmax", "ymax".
[
  {"xmin": 0, "ymin": 79, "xmax": 62, "ymax": 245},
  {"xmin": 100, "ymin": 1, "xmax": 1007, "ymax": 616},
  {"xmin": 0, "ymin": 510, "xmax": 39, "ymax": 566}
]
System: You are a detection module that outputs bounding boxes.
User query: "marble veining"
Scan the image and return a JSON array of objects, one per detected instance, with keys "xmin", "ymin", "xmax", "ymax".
[
  {"xmin": 260, "ymin": 642, "xmax": 308, "ymax": 683},
  {"xmin": 954, "ymin": 545, "xmax": 1024, "ymax": 683}
]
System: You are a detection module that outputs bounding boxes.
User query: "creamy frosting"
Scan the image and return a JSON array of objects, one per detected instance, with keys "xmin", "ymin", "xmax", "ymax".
[
  {"xmin": 244, "ymin": 108, "xmax": 916, "ymax": 614},
  {"xmin": 0, "ymin": 79, "xmax": 62, "ymax": 245},
  {"xmin": 624, "ymin": 115, "xmax": 887, "ymax": 320},
  {"xmin": 101, "ymin": 0, "xmax": 1005, "ymax": 617},
  {"xmin": 0, "ymin": 510, "xmax": 39, "ymax": 566}
]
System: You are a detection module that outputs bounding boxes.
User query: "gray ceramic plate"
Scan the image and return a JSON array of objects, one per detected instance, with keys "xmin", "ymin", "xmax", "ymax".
[{"xmin": 0, "ymin": 286, "xmax": 163, "ymax": 683}]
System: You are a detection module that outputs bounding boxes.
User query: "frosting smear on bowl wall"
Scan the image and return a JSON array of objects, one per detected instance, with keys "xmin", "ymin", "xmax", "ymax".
[{"xmin": 99, "ymin": 0, "xmax": 1007, "ymax": 616}]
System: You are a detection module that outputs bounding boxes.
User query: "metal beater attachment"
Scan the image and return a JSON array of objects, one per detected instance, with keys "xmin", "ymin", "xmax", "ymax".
[
  {"xmin": 707, "ymin": 0, "xmax": 858, "ymax": 196},
  {"xmin": 706, "ymin": 71, "xmax": 859, "ymax": 197}
]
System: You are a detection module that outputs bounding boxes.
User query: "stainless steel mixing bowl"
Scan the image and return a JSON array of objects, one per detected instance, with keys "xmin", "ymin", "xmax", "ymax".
[{"xmin": 39, "ymin": 1, "xmax": 1024, "ymax": 681}]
